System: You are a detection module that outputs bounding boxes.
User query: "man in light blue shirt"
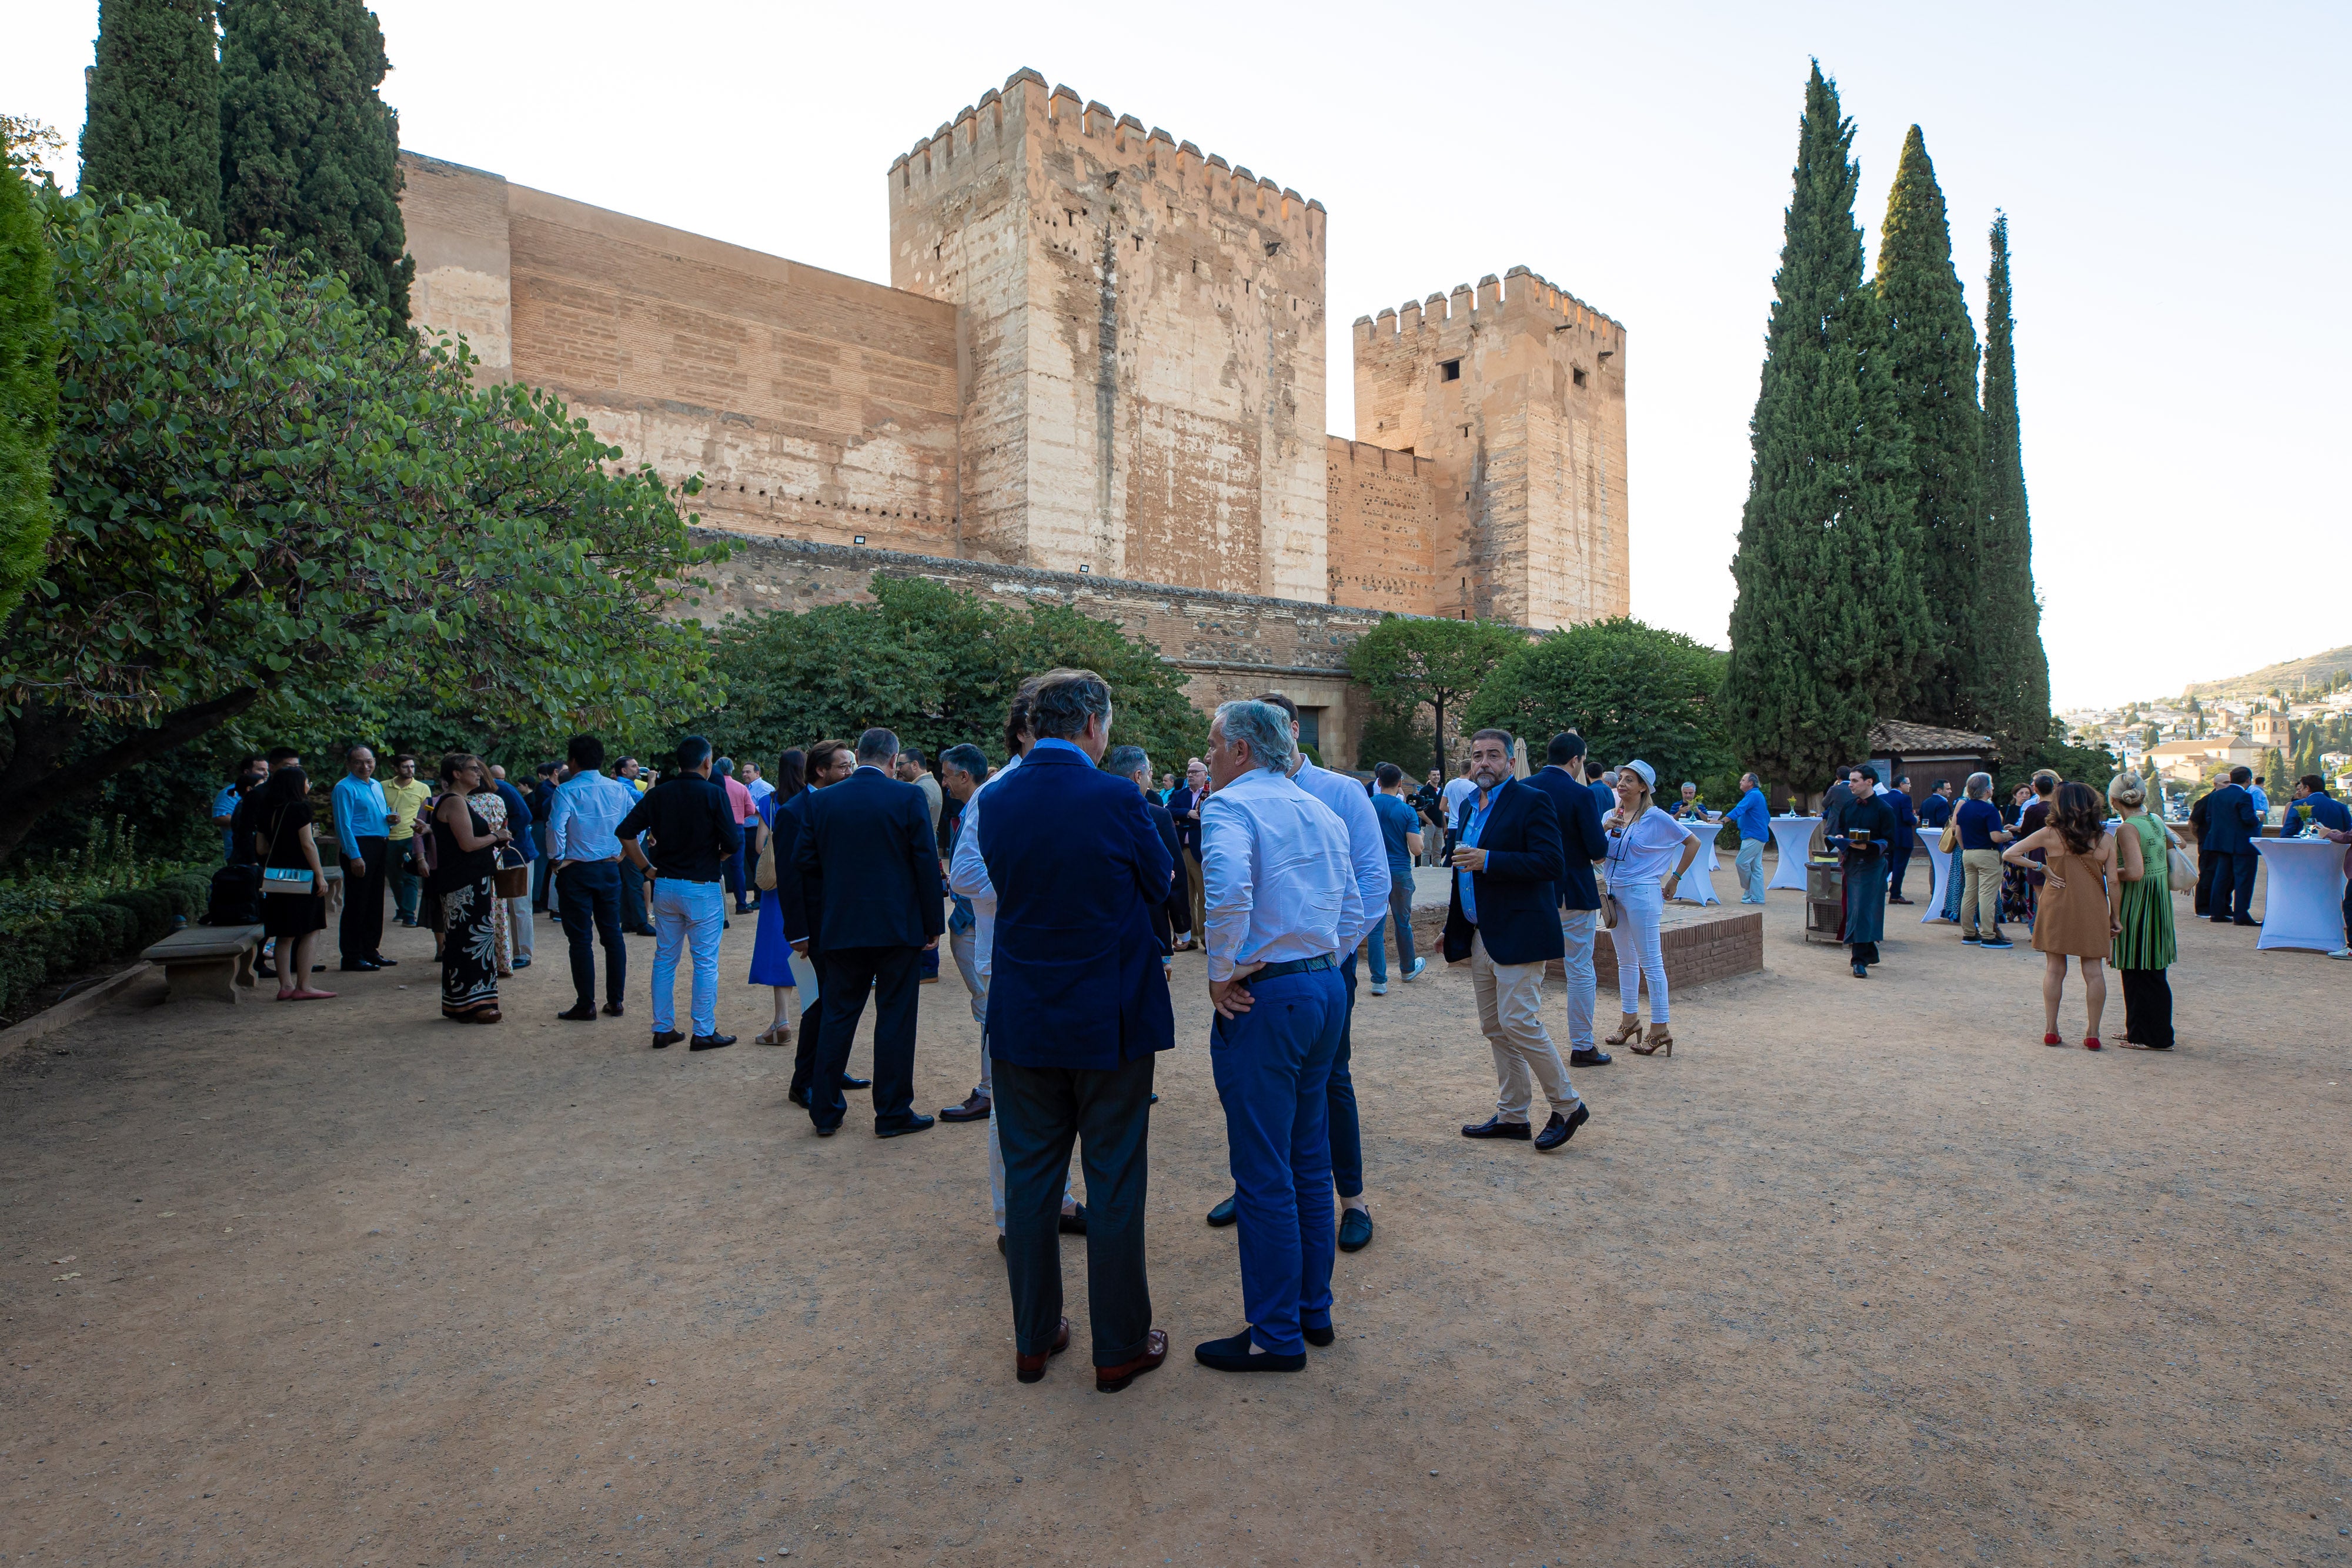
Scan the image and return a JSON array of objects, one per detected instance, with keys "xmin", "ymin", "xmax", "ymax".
[
  {"xmin": 546, "ymin": 733, "xmax": 642, "ymax": 1021},
  {"xmin": 1202, "ymin": 692, "xmax": 1390, "ymax": 1255},
  {"xmin": 331, "ymin": 746, "xmax": 396, "ymax": 972},
  {"xmin": 1195, "ymin": 698, "xmax": 1359, "ymax": 1375},
  {"xmin": 1727, "ymin": 772, "xmax": 1771, "ymax": 905}
]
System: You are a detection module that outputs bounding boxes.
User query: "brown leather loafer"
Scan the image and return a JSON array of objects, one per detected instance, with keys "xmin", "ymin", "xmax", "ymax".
[
  {"xmin": 1095, "ymin": 1328, "xmax": 1169, "ymax": 1393},
  {"xmin": 1015, "ymin": 1316, "xmax": 1071, "ymax": 1384}
]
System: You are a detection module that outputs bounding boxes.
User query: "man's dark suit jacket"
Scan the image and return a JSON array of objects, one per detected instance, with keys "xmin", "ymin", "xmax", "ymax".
[
  {"xmin": 2200, "ymin": 784, "xmax": 2262, "ymax": 855},
  {"xmin": 1821, "ymin": 778, "xmax": 1856, "ymax": 837},
  {"xmin": 791, "ymin": 767, "xmax": 944, "ymax": 952},
  {"xmin": 770, "ymin": 788, "xmax": 814, "ymax": 944},
  {"xmin": 1440, "ymin": 776, "xmax": 1568, "ymax": 967},
  {"xmin": 979, "ymin": 744, "xmax": 1174, "ymax": 1072},
  {"xmin": 1144, "ymin": 800, "xmax": 1189, "ymax": 947},
  {"xmin": 1885, "ymin": 788, "xmax": 1920, "ymax": 853},
  {"xmin": 1524, "ymin": 764, "xmax": 1608, "ymax": 911}
]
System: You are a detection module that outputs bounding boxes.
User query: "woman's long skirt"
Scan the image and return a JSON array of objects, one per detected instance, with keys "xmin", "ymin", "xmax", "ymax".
[{"xmin": 440, "ymin": 877, "xmax": 501, "ymax": 1017}]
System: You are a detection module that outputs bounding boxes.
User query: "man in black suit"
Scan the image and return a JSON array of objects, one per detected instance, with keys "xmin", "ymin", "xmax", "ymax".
[
  {"xmin": 791, "ymin": 727, "xmax": 947, "ymax": 1137},
  {"xmin": 777, "ymin": 739, "xmax": 864, "ymax": 1109},
  {"xmin": 2198, "ymin": 765, "xmax": 2264, "ymax": 927},
  {"xmin": 1885, "ymin": 774, "xmax": 1922, "ymax": 904},
  {"xmin": 1522, "ymin": 731, "xmax": 1613, "ymax": 1068},
  {"xmin": 1105, "ymin": 744, "xmax": 1188, "ymax": 960},
  {"xmin": 1444, "ymin": 728, "xmax": 1586, "ymax": 1151}
]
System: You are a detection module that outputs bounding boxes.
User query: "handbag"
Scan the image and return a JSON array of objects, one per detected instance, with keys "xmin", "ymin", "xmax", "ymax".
[
  {"xmin": 755, "ymin": 820, "xmax": 779, "ymax": 892},
  {"xmin": 2160, "ymin": 823, "xmax": 2196, "ymax": 894},
  {"xmin": 259, "ymin": 808, "xmax": 315, "ymax": 895},
  {"xmin": 492, "ymin": 840, "xmax": 530, "ymax": 900},
  {"xmin": 1939, "ymin": 813, "xmax": 1962, "ymax": 855}
]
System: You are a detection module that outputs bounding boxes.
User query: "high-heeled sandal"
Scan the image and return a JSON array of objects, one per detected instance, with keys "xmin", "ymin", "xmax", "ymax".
[
  {"xmin": 1603, "ymin": 1012, "xmax": 1643, "ymax": 1048},
  {"xmin": 1631, "ymin": 1022, "xmax": 1673, "ymax": 1057}
]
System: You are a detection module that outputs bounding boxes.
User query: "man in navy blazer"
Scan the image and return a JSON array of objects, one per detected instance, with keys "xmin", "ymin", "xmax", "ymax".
[
  {"xmin": 776, "ymin": 740, "xmax": 862, "ymax": 1110},
  {"xmin": 791, "ymin": 727, "xmax": 946, "ymax": 1136},
  {"xmin": 1524, "ymin": 732, "xmax": 1613, "ymax": 1068},
  {"xmin": 1884, "ymin": 776, "xmax": 1922, "ymax": 904},
  {"xmin": 1442, "ymin": 728, "xmax": 1588, "ymax": 1151},
  {"xmin": 979, "ymin": 669, "xmax": 1172, "ymax": 1392},
  {"xmin": 2200, "ymin": 765, "xmax": 2264, "ymax": 926}
]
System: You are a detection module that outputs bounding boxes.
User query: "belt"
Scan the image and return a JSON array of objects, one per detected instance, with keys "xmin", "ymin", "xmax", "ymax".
[{"xmin": 1240, "ymin": 954, "xmax": 1337, "ymax": 985}]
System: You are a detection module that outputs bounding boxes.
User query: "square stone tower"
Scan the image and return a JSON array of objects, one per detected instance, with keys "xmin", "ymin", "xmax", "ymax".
[
  {"xmin": 1355, "ymin": 268, "xmax": 1629, "ymax": 628},
  {"xmin": 889, "ymin": 69, "xmax": 1329, "ymax": 601}
]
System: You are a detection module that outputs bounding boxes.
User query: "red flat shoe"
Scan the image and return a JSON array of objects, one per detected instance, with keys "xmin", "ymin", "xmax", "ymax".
[
  {"xmin": 287, "ymin": 988, "xmax": 338, "ymax": 1001},
  {"xmin": 2042, "ymin": 1032, "xmax": 2063, "ymax": 1047},
  {"xmin": 2083, "ymin": 1037, "xmax": 2102, "ymax": 1051}
]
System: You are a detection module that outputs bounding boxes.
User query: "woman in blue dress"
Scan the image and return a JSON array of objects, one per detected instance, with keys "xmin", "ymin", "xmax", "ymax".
[{"xmin": 750, "ymin": 748, "xmax": 806, "ymax": 1045}]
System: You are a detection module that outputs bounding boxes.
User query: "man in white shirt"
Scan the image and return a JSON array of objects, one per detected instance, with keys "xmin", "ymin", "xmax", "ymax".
[
  {"xmin": 1204, "ymin": 693, "xmax": 1389, "ymax": 1255},
  {"xmin": 1194, "ymin": 699, "xmax": 1361, "ymax": 1375},
  {"xmin": 1441, "ymin": 758, "xmax": 1478, "ymax": 849}
]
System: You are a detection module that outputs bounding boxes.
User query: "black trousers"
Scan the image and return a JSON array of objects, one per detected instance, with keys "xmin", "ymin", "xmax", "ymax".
[
  {"xmin": 810, "ymin": 945, "xmax": 922, "ymax": 1132},
  {"xmin": 1849, "ymin": 940, "xmax": 1880, "ymax": 966},
  {"xmin": 340, "ymin": 837, "xmax": 388, "ymax": 963},
  {"xmin": 2207, "ymin": 851, "xmax": 2258, "ymax": 922},
  {"xmin": 995, "ymin": 1052, "xmax": 1156, "ymax": 1366},
  {"xmin": 557, "ymin": 860, "xmax": 627, "ymax": 1008},
  {"xmin": 1887, "ymin": 845, "xmax": 1913, "ymax": 898},
  {"xmin": 2193, "ymin": 847, "xmax": 2223, "ymax": 918},
  {"xmin": 2119, "ymin": 966, "xmax": 2174, "ymax": 1048},
  {"xmin": 789, "ymin": 986, "xmax": 826, "ymax": 1102}
]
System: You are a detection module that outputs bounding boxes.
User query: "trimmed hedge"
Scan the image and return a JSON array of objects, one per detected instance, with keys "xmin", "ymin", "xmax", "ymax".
[{"xmin": 0, "ymin": 867, "xmax": 222, "ymax": 1022}]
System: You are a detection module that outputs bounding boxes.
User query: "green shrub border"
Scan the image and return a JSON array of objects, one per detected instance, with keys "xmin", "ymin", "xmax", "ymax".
[{"xmin": 0, "ymin": 870, "xmax": 213, "ymax": 1021}]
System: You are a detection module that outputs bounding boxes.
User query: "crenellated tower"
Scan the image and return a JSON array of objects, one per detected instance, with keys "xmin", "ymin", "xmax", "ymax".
[{"xmin": 889, "ymin": 69, "xmax": 1329, "ymax": 601}]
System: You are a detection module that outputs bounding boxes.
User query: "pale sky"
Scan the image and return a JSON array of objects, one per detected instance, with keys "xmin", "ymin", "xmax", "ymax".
[{"xmin": 8, "ymin": 2, "xmax": 2346, "ymax": 708}]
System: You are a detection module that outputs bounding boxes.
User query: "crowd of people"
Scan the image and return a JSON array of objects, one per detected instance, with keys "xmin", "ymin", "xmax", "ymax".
[{"xmin": 205, "ymin": 676, "xmax": 2351, "ymax": 1388}]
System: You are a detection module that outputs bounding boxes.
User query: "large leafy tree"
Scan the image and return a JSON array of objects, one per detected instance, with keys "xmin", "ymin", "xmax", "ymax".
[
  {"xmin": 1976, "ymin": 212, "xmax": 2051, "ymax": 756},
  {"xmin": 218, "ymin": 0, "xmax": 410, "ymax": 322},
  {"xmin": 1722, "ymin": 63, "xmax": 1926, "ymax": 795},
  {"xmin": 1875, "ymin": 125, "xmax": 1984, "ymax": 724},
  {"xmin": 1345, "ymin": 615, "xmax": 1528, "ymax": 777},
  {"xmin": 0, "ymin": 193, "xmax": 723, "ymax": 867},
  {"xmin": 1464, "ymin": 617, "xmax": 1730, "ymax": 793},
  {"xmin": 0, "ymin": 158, "xmax": 57, "ymax": 620},
  {"xmin": 78, "ymin": 0, "xmax": 224, "ymax": 240},
  {"xmin": 691, "ymin": 574, "xmax": 1208, "ymax": 774}
]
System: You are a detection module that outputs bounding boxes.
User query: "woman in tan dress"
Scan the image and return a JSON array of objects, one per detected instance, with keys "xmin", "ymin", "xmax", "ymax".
[{"xmin": 2001, "ymin": 781, "xmax": 2121, "ymax": 1049}]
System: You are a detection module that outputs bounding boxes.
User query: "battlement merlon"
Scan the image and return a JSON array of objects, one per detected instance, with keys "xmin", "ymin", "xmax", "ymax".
[
  {"xmin": 1354, "ymin": 265, "xmax": 1625, "ymax": 346},
  {"xmin": 890, "ymin": 68, "xmax": 1327, "ymax": 246}
]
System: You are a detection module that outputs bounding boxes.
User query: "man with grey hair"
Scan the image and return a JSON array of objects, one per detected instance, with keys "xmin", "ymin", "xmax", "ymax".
[
  {"xmin": 1194, "ymin": 698, "xmax": 1361, "ymax": 1373},
  {"xmin": 1106, "ymin": 744, "xmax": 1190, "ymax": 962}
]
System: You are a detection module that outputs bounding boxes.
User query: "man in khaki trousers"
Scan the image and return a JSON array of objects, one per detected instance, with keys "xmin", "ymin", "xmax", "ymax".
[{"xmin": 1439, "ymin": 729, "xmax": 1592, "ymax": 1154}]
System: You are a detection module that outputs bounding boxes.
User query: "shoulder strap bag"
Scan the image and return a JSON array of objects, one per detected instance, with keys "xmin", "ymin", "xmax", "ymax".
[
  {"xmin": 259, "ymin": 807, "xmax": 314, "ymax": 895},
  {"xmin": 755, "ymin": 812, "xmax": 779, "ymax": 892}
]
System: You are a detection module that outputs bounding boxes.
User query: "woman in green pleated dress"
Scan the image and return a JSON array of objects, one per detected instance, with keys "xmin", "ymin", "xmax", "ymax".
[{"xmin": 2107, "ymin": 771, "xmax": 2177, "ymax": 1049}]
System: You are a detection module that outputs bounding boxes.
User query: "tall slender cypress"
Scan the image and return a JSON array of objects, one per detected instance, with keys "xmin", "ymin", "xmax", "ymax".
[
  {"xmin": 1977, "ymin": 212, "xmax": 2050, "ymax": 755},
  {"xmin": 1722, "ymin": 64, "xmax": 1925, "ymax": 795},
  {"xmin": 1874, "ymin": 125, "xmax": 1983, "ymax": 725},
  {"xmin": 77, "ymin": 0, "xmax": 223, "ymax": 240},
  {"xmin": 218, "ymin": 0, "xmax": 410, "ymax": 322}
]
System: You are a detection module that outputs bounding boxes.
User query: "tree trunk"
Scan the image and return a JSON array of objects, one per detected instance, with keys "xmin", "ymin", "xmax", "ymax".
[{"xmin": 0, "ymin": 687, "xmax": 262, "ymax": 866}]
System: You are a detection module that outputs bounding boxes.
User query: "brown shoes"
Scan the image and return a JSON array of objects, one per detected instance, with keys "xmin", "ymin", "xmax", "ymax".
[
  {"xmin": 1631, "ymin": 1022, "xmax": 1673, "ymax": 1057},
  {"xmin": 1096, "ymin": 1329, "xmax": 1169, "ymax": 1393},
  {"xmin": 1602, "ymin": 1011, "xmax": 1643, "ymax": 1047},
  {"xmin": 1015, "ymin": 1317, "xmax": 1071, "ymax": 1383}
]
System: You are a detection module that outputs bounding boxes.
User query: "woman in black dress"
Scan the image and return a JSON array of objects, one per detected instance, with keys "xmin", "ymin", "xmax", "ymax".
[
  {"xmin": 430, "ymin": 753, "xmax": 510, "ymax": 1024},
  {"xmin": 252, "ymin": 766, "xmax": 335, "ymax": 1002}
]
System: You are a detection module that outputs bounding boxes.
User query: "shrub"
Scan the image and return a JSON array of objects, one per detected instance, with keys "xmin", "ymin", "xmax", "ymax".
[
  {"xmin": 102, "ymin": 887, "xmax": 172, "ymax": 947},
  {"xmin": 0, "ymin": 945, "xmax": 45, "ymax": 1017},
  {"xmin": 82, "ymin": 900, "xmax": 134, "ymax": 955}
]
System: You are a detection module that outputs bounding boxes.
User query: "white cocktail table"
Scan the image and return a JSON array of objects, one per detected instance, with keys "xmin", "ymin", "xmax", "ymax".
[
  {"xmin": 2251, "ymin": 837, "xmax": 2349, "ymax": 952},
  {"xmin": 1919, "ymin": 842, "xmax": 1954, "ymax": 924},
  {"xmin": 1768, "ymin": 815, "xmax": 1819, "ymax": 891},
  {"xmin": 1672, "ymin": 817, "xmax": 1726, "ymax": 905}
]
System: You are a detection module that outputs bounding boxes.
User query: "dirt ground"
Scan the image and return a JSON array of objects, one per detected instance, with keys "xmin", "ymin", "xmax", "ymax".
[{"xmin": 3, "ymin": 875, "xmax": 2348, "ymax": 1567}]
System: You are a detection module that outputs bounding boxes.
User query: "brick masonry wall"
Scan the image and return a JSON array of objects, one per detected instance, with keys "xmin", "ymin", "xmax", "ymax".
[
  {"xmin": 1404, "ymin": 892, "xmax": 1762, "ymax": 994},
  {"xmin": 1325, "ymin": 437, "xmax": 1444, "ymax": 615}
]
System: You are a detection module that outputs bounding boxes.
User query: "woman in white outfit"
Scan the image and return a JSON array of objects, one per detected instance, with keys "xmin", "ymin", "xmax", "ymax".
[{"xmin": 1601, "ymin": 760, "xmax": 1699, "ymax": 1056}]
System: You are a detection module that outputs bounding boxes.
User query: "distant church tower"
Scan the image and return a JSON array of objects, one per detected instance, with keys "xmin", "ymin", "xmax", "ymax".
[{"xmin": 2249, "ymin": 707, "xmax": 2291, "ymax": 751}]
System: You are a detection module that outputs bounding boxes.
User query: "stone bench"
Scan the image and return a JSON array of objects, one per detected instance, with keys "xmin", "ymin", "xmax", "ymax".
[{"xmin": 141, "ymin": 924, "xmax": 266, "ymax": 1004}]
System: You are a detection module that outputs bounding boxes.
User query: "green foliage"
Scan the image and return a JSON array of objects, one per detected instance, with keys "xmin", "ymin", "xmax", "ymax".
[
  {"xmin": 1875, "ymin": 125, "xmax": 1985, "ymax": 724},
  {"xmin": 0, "ymin": 192, "xmax": 723, "ymax": 867},
  {"xmin": 0, "ymin": 158, "xmax": 58, "ymax": 618},
  {"xmin": 1353, "ymin": 701, "xmax": 1434, "ymax": 780},
  {"xmin": 1975, "ymin": 213, "xmax": 2051, "ymax": 757},
  {"xmin": 1345, "ymin": 616, "xmax": 1529, "ymax": 778},
  {"xmin": 78, "ymin": 0, "xmax": 224, "ymax": 240},
  {"xmin": 1995, "ymin": 717, "xmax": 2116, "ymax": 800},
  {"xmin": 0, "ymin": 818, "xmax": 212, "ymax": 1016},
  {"xmin": 1465, "ymin": 617, "xmax": 1732, "ymax": 795},
  {"xmin": 218, "ymin": 0, "xmax": 410, "ymax": 322},
  {"xmin": 1722, "ymin": 64, "xmax": 1926, "ymax": 795},
  {"xmin": 689, "ymin": 574, "xmax": 1208, "ymax": 773}
]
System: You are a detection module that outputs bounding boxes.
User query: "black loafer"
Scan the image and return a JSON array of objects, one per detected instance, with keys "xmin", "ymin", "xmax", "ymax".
[
  {"xmin": 650, "ymin": 1030, "xmax": 684, "ymax": 1049},
  {"xmin": 1206, "ymin": 1194, "xmax": 1238, "ymax": 1228},
  {"xmin": 1059, "ymin": 1203, "xmax": 1088, "ymax": 1236},
  {"xmin": 1303, "ymin": 1325, "xmax": 1336, "ymax": 1348},
  {"xmin": 1534, "ymin": 1102, "xmax": 1591, "ymax": 1151},
  {"xmin": 1337, "ymin": 1208, "xmax": 1372, "ymax": 1252},
  {"xmin": 1193, "ymin": 1329, "xmax": 1304, "ymax": 1373},
  {"xmin": 1569, "ymin": 1047, "xmax": 1612, "ymax": 1068},
  {"xmin": 1851, "ymin": 962, "xmax": 1869, "ymax": 978},
  {"xmin": 601, "ymin": 1001, "xmax": 624, "ymax": 1017},
  {"xmin": 841, "ymin": 1074, "xmax": 873, "ymax": 1091},
  {"xmin": 690, "ymin": 1032, "xmax": 736, "ymax": 1051},
  {"xmin": 556, "ymin": 1004, "xmax": 598, "ymax": 1021},
  {"xmin": 368, "ymin": 955, "xmax": 397, "ymax": 967},
  {"xmin": 876, "ymin": 1114, "xmax": 934, "ymax": 1138},
  {"xmin": 787, "ymin": 1087, "xmax": 811, "ymax": 1109},
  {"xmin": 1461, "ymin": 1116, "xmax": 1532, "ymax": 1140}
]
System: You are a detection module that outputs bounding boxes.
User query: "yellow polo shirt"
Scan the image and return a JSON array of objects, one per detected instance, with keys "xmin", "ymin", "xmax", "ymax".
[{"xmin": 383, "ymin": 777, "xmax": 432, "ymax": 842}]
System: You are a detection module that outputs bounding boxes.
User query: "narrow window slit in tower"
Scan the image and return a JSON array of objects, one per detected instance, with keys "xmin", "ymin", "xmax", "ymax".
[{"xmin": 1440, "ymin": 359, "xmax": 1461, "ymax": 382}]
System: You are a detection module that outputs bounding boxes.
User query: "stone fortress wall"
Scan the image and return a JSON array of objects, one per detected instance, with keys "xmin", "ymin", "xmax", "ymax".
[{"xmin": 397, "ymin": 67, "xmax": 1636, "ymax": 767}]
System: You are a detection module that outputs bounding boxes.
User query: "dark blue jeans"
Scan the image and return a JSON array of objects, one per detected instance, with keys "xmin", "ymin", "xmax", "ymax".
[
  {"xmin": 556, "ymin": 860, "xmax": 626, "ymax": 1008},
  {"xmin": 1331, "ymin": 947, "xmax": 1364, "ymax": 1199}
]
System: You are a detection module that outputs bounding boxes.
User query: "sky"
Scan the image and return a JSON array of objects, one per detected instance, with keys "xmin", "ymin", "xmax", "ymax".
[{"xmin": 6, "ymin": 1, "xmax": 2347, "ymax": 709}]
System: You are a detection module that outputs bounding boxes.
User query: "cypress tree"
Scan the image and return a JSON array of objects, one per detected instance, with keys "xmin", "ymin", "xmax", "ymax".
[
  {"xmin": 1977, "ymin": 212, "xmax": 2051, "ymax": 757},
  {"xmin": 1874, "ymin": 125, "xmax": 1983, "ymax": 725},
  {"xmin": 77, "ymin": 0, "xmax": 223, "ymax": 240},
  {"xmin": 218, "ymin": 0, "xmax": 411, "ymax": 322},
  {"xmin": 1722, "ymin": 64, "xmax": 1925, "ymax": 795},
  {"xmin": 0, "ymin": 157, "xmax": 59, "ymax": 617}
]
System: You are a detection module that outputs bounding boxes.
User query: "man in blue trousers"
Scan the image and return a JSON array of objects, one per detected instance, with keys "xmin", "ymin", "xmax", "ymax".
[
  {"xmin": 979, "ymin": 669, "xmax": 1172, "ymax": 1392},
  {"xmin": 1196, "ymin": 699, "xmax": 1362, "ymax": 1374}
]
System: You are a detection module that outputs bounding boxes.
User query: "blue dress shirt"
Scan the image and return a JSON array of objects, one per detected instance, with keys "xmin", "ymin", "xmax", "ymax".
[
  {"xmin": 546, "ymin": 770, "xmax": 641, "ymax": 861},
  {"xmin": 332, "ymin": 774, "xmax": 390, "ymax": 861},
  {"xmin": 213, "ymin": 784, "xmax": 242, "ymax": 862},
  {"xmin": 1456, "ymin": 785, "xmax": 1504, "ymax": 925},
  {"xmin": 1199, "ymin": 765, "xmax": 1361, "ymax": 982}
]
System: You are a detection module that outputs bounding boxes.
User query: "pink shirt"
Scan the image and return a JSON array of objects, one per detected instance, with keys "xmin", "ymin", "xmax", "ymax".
[{"xmin": 722, "ymin": 774, "xmax": 756, "ymax": 824}]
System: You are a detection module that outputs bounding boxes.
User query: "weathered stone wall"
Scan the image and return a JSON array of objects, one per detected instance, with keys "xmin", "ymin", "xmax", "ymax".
[
  {"xmin": 1356, "ymin": 266, "xmax": 1630, "ymax": 630},
  {"xmin": 684, "ymin": 529, "xmax": 1379, "ymax": 767},
  {"xmin": 403, "ymin": 154, "xmax": 514, "ymax": 382},
  {"xmin": 1325, "ymin": 437, "xmax": 1444, "ymax": 616},
  {"xmin": 888, "ymin": 71, "xmax": 1329, "ymax": 602}
]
